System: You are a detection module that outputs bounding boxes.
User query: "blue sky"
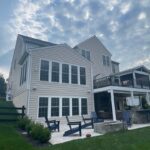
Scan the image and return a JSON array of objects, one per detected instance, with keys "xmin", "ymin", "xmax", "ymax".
[{"xmin": 0, "ymin": 0, "xmax": 150, "ymax": 79}]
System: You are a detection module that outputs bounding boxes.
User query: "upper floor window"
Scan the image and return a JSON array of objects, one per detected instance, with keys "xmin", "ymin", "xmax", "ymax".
[
  {"xmin": 71, "ymin": 65, "xmax": 78, "ymax": 84},
  {"xmin": 82, "ymin": 49, "xmax": 90, "ymax": 60},
  {"xmin": 51, "ymin": 62, "xmax": 59, "ymax": 82},
  {"xmin": 106, "ymin": 56, "xmax": 110, "ymax": 66},
  {"xmin": 102, "ymin": 55, "xmax": 110, "ymax": 66},
  {"xmin": 80, "ymin": 67, "xmax": 86, "ymax": 85},
  {"xmin": 102, "ymin": 55, "xmax": 106, "ymax": 65},
  {"xmin": 38, "ymin": 97, "xmax": 48, "ymax": 117},
  {"xmin": 62, "ymin": 64, "xmax": 69, "ymax": 83},
  {"xmin": 40, "ymin": 60, "xmax": 49, "ymax": 81},
  {"xmin": 20, "ymin": 61, "xmax": 28, "ymax": 86}
]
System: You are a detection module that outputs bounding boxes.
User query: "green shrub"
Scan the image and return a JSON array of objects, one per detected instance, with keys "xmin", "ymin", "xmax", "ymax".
[
  {"xmin": 18, "ymin": 117, "xmax": 30, "ymax": 130},
  {"xmin": 30, "ymin": 123, "xmax": 51, "ymax": 143},
  {"xmin": 25, "ymin": 121, "xmax": 35, "ymax": 135}
]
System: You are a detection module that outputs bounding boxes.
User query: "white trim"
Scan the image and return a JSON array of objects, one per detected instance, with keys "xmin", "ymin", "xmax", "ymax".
[
  {"xmin": 27, "ymin": 53, "xmax": 32, "ymax": 115},
  {"xmin": 94, "ymin": 86, "xmax": 150, "ymax": 94}
]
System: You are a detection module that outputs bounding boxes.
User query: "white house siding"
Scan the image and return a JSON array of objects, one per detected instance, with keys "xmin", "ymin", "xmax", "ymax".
[
  {"xmin": 8, "ymin": 35, "xmax": 28, "ymax": 108},
  {"xmin": 76, "ymin": 36, "xmax": 112, "ymax": 77},
  {"xmin": 28, "ymin": 44, "xmax": 94, "ymax": 123}
]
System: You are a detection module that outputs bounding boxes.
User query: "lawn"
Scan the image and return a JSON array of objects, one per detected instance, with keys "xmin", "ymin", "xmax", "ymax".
[
  {"xmin": 0, "ymin": 123, "xmax": 150, "ymax": 150},
  {"xmin": 0, "ymin": 100, "xmax": 150, "ymax": 150}
]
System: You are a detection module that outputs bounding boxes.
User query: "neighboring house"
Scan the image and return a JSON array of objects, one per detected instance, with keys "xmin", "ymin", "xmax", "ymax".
[{"xmin": 7, "ymin": 34, "xmax": 150, "ymax": 123}]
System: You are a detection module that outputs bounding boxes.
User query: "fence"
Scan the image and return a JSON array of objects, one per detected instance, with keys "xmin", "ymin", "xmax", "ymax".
[{"xmin": 0, "ymin": 106, "xmax": 25, "ymax": 122}]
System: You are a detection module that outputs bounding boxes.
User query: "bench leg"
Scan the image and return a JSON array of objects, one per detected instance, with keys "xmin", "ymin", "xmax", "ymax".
[{"xmin": 79, "ymin": 124, "xmax": 82, "ymax": 136}]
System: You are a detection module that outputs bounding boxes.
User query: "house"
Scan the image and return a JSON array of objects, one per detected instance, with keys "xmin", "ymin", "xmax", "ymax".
[{"xmin": 7, "ymin": 34, "xmax": 150, "ymax": 123}]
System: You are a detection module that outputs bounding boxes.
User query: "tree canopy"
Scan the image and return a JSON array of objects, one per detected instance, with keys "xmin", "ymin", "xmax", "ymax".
[{"xmin": 0, "ymin": 74, "xmax": 6, "ymax": 98}]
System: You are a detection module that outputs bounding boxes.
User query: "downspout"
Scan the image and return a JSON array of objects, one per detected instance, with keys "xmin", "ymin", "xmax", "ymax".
[{"xmin": 26, "ymin": 51, "xmax": 32, "ymax": 116}]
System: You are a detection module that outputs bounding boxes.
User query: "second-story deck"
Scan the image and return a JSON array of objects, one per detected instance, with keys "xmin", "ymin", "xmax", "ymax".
[{"xmin": 94, "ymin": 74, "xmax": 150, "ymax": 89}]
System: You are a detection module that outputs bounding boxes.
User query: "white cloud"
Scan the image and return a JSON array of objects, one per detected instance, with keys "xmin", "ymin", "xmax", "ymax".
[
  {"xmin": 138, "ymin": 12, "xmax": 147, "ymax": 20},
  {"xmin": 109, "ymin": 20, "xmax": 119, "ymax": 32},
  {"xmin": 120, "ymin": 2, "xmax": 131, "ymax": 14},
  {"xmin": 0, "ymin": 67, "xmax": 9, "ymax": 79}
]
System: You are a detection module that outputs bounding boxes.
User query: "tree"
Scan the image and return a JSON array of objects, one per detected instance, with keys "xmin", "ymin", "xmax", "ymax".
[{"xmin": 0, "ymin": 74, "xmax": 6, "ymax": 98}]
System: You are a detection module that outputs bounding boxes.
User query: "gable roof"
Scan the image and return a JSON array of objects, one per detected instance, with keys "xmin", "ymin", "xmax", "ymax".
[
  {"xmin": 74, "ymin": 35, "xmax": 112, "ymax": 55},
  {"xmin": 19, "ymin": 34, "xmax": 57, "ymax": 48}
]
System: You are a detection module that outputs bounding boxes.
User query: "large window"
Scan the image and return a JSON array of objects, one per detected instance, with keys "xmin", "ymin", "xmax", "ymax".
[
  {"xmin": 62, "ymin": 98, "xmax": 70, "ymax": 116},
  {"xmin": 38, "ymin": 97, "xmax": 48, "ymax": 117},
  {"xmin": 62, "ymin": 64, "xmax": 69, "ymax": 83},
  {"xmin": 72, "ymin": 98, "xmax": 79, "ymax": 115},
  {"xmin": 51, "ymin": 98, "xmax": 59, "ymax": 116},
  {"xmin": 103, "ymin": 55, "xmax": 110, "ymax": 66},
  {"xmin": 40, "ymin": 60, "xmax": 49, "ymax": 81},
  {"xmin": 71, "ymin": 66, "xmax": 78, "ymax": 84},
  {"xmin": 81, "ymin": 98, "xmax": 87, "ymax": 115},
  {"xmin": 51, "ymin": 62, "xmax": 59, "ymax": 82},
  {"xmin": 80, "ymin": 67, "xmax": 86, "ymax": 85}
]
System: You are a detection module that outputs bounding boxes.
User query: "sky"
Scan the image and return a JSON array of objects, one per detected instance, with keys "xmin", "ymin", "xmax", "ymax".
[{"xmin": 0, "ymin": 0, "xmax": 150, "ymax": 79}]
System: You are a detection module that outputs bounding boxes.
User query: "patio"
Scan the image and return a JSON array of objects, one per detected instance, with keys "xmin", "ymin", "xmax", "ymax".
[{"xmin": 49, "ymin": 122, "xmax": 150, "ymax": 145}]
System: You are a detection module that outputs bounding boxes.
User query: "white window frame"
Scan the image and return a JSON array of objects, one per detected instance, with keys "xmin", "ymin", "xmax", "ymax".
[{"xmin": 37, "ymin": 96, "xmax": 88, "ymax": 119}]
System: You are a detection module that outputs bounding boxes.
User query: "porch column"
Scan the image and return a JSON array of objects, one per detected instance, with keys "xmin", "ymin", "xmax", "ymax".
[
  {"xmin": 131, "ymin": 91, "xmax": 134, "ymax": 106},
  {"xmin": 133, "ymin": 71, "xmax": 136, "ymax": 87},
  {"xmin": 110, "ymin": 89, "xmax": 116, "ymax": 121},
  {"xmin": 146, "ymin": 92, "xmax": 150, "ymax": 105}
]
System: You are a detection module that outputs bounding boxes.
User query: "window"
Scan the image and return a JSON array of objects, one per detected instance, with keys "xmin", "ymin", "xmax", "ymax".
[
  {"xmin": 40, "ymin": 60, "xmax": 49, "ymax": 81},
  {"xmin": 20, "ymin": 61, "xmax": 28, "ymax": 86},
  {"xmin": 38, "ymin": 97, "xmax": 48, "ymax": 117},
  {"xmin": 106, "ymin": 56, "xmax": 110, "ymax": 66},
  {"xmin": 102, "ymin": 55, "xmax": 106, "ymax": 65},
  {"xmin": 81, "ymin": 98, "xmax": 87, "ymax": 115},
  {"xmin": 62, "ymin": 98, "xmax": 70, "ymax": 116},
  {"xmin": 51, "ymin": 62, "xmax": 59, "ymax": 82},
  {"xmin": 86, "ymin": 51, "xmax": 90, "ymax": 60},
  {"xmin": 62, "ymin": 64, "xmax": 69, "ymax": 83},
  {"xmin": 71, "ymin": 66, "xmax": 78, "ymax": 84},
  {"xmin": 20, "ymin": 67, "xmax": 23, "ymax": 85},
  {"xmin": 82, "ymin": 49, "xmax": 90, "ymax": 60},
  {"xmin": 82, "ymin": 50, "xmax": 86, "ymax": 57},
  {"xmin": 72, "ymin": 98, "xmax": 79, "ymax": 115},
  {"xmin": 80, "ymin": 67, "xmax": 86, "ymax": 85},
  {"xmin": 51, "ymin": 98, "xmax": 59, "ymax": 116}
]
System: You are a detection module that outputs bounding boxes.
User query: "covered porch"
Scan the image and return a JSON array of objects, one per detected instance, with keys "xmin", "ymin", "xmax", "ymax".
[{"xmin": 94, "ymin": 86, "xmax": 150, "ymax": 122}]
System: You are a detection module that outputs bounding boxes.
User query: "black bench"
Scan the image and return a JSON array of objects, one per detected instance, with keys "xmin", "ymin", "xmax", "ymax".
[
  {"xmin": 45, "ymin": 116, "xmax": 60, "ymax": 132},
  {"xmin": 63, "ymin": 116, "xmax": 82, "ymax": 136}
]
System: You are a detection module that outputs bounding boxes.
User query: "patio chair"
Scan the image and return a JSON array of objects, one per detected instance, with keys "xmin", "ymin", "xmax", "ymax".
[
  {"xmin": 63, "ymin": 116, "xmax": 82, "ymax": 136},
  {"xmin": 91, "ymin": 112, "xmax": 104, "ymax": 123},
  {"xmin": 45, "ymin": 116, "xmax": 60, "ymax": 132},
  {"xmin": 82, "ymin": 115, "xmax": 94, "ymax": 129},
  {"xmin": 122, "ymin": 111, "xmax": 132, "ymax": 127}
]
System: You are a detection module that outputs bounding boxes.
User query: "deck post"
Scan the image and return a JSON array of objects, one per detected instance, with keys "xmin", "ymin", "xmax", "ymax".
[
  {"xmin": 110, "ymin": 89, "xmax": 116, "ymax": 121},
  {"xmin": 146, "ymin": 92, "xmax": 150, "ymax": 105}
]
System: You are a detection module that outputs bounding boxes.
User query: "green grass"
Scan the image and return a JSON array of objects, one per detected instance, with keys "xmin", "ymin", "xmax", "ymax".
[
  {"xmin": 0, "ymin": 124, "xmax": 150, "ymax": 150},
  {"xmin": 1, "ymin": 99, "xmax": 150, "ymax": 150}
]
